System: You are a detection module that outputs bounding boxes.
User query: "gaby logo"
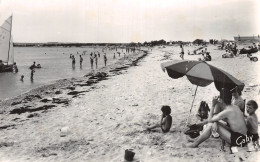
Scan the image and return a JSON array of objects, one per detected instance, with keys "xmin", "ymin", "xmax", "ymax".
[{"xmin": 236, "ymin": 135, "xmax": 253, "ymax": 147}]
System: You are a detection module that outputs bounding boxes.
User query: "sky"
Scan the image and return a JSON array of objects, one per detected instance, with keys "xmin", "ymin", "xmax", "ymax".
[{"xmin": 0, "ymin": 0, "xmax": 259, "ymax": 43}]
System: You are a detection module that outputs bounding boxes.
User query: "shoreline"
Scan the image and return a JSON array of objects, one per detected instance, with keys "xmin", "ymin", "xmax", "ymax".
[
  {"xmin": 0, "ymin": 49, "xmax": 149, "ymax": 113},
  {"xmin": 0, "ymin": 44, "xmax": 259, "ymax": 161}
]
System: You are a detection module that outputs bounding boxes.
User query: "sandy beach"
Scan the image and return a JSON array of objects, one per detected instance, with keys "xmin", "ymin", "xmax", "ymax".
[{"xmin": 0, "ymin": 44, "xmax": 260, "ymax": 162}]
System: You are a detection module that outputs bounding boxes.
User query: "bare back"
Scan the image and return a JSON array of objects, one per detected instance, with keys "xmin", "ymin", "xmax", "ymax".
[
  {"xmin": 161, "ymin": 115, "xmax": 172, "ymax": 132},
  {"xmin": 225, "ymin": 105, "xmax": 247, "ymax": 135}
]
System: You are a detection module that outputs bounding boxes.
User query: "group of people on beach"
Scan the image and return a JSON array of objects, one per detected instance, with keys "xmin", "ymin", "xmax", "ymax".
[
  {"xmin": 185, "ymin": 89, "xmax": 259, "ymax": 152},
  {"xmin": 220, "ymin": 42, "xmax": 238, "ymax": 54},
  {"xmin": 146, "ymin": 87, "xmax": 259, "ymax": 153},
  {"xmin": 179, "ymin": 44, "xmax": 212, "ymax": 61},
  {"xmin": 89, "ymin": 46, "xmax": 139, "ymax": 69}
]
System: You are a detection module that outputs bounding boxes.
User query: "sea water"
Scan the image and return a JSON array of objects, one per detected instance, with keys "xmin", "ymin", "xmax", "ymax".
[{"xmin": 0, "ymin": 46, "xmax": 123, "ymax": 100}]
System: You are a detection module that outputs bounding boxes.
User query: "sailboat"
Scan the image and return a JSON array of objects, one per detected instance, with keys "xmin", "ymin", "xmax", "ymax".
[{"xmin": 0, "ymin": 15, "xmax": 17, "ymax": 73}]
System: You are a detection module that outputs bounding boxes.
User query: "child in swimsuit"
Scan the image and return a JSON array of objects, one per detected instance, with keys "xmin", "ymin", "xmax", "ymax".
[
  {"xmin": 246, "ymin": 100, "xmax": 259, "ymax": 146},
  {"xmin": 147, "ymin": 105, "xmax": 172, "ymax": 133}
]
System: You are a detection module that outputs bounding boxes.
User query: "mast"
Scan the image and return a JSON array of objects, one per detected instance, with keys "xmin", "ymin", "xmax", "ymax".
[{"xmin": 7, "ymin": 15, "xmax": 13, "ymax": 65}]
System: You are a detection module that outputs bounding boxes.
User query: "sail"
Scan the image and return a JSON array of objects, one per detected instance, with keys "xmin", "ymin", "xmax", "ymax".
[
  {"xmin": 0, "ymin": 16, "xmax": 12, "ymax": 63},
  {"xmin": 8, "ymin": 36, "xmax": 14, "ymax": 65}
]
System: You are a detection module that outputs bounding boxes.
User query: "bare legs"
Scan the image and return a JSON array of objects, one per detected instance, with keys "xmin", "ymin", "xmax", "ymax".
[
  {"xmin": 185, "ymin": 123, "xmax": 213, "ymax": 147},
  {"xmin": 147, "ymin": 123, "xmax": 160, "ymax": 130},
  {"xmin": 185, "ymin": 123, "xmax": 232, "ymax": 148}
]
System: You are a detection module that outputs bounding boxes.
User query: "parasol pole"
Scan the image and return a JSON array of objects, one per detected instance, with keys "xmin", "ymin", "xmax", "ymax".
[{"xmin": 186, "ymin": 85, "xmax": 198, "ymax": 126}]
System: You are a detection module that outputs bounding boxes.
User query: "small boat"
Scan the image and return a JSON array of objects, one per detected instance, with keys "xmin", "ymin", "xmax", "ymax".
[{"xmin": 0, "ymin": 15, "xmax": 17, "ymax": 73}]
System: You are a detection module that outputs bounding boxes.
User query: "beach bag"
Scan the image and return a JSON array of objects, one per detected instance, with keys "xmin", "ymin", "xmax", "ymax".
[{"xmin": 184, "ymin": 124, "xmax": 203, "ymax": 138}]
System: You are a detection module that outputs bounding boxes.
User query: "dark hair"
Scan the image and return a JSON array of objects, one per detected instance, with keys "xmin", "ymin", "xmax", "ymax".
[
  {"xmin": 247, "ymin": 100, "xmax": 258, "ymax": 110},
  {"xmin": 161, "ymin": 105, "xmax": 171, "ymax": 115},
  {"xmin": 220, "ymin": 88, "xmax": 232, "ymax": 105}
]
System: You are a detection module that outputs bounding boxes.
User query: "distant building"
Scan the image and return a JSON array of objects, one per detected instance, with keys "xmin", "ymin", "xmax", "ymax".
[{"xmin": 234, "ymin": 35, "xmax": 260, "ymax": 42}]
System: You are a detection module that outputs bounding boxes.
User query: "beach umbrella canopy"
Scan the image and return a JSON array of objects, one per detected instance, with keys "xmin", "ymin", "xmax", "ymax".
[
  {"xmin": 161, "ymin": 60, "xmax": 245, "ymax": 125},
  {"xmin": 161, "ymin": 60, "xmax": 245, "ymax": 92}
]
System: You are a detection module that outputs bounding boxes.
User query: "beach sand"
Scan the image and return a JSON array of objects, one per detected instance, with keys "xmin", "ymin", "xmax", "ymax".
[{"xmin": 0, "ymin": 44, "xmax": 260, "ymax": 162}]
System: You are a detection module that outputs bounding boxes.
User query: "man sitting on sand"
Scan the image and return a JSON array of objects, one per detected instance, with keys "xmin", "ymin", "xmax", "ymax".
[
  {"xmin": 245, "ymin": 100, "xmax": 259, "ymax": 146},
  {"xmin": 147, "ymin": 105, "xmax": 172, "ymax": 133},
  {"xmin": 184, "ymin": 96, "xmax": 248, "ymax": 148}
]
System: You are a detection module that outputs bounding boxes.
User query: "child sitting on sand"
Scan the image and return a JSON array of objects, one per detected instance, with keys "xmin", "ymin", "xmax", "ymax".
[
  {"xmin": 147, "ymin": 105, "xmax": 172, "ymax": 133},
  {"xmin": 246, "ymin": 100, "xmax": 259, "ymax": 147}
]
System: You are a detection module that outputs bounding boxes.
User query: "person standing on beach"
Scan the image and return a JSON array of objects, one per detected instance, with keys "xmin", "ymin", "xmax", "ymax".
[
  {"xmin": 180, "ymin": 44, "xmax": 184, "ymax": 60},
  {"xmin": 103, "ymin": 53, "xmax": 107, "ymax": 66},
  {"xmin": 113, "ymin": 53, "xmax": 116, "ymax": 59}
]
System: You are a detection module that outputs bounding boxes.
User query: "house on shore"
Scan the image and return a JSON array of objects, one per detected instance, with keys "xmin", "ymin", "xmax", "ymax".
[{"xmin": 234, "ymin": 35, "xmax": 260, "ymax": 42}]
